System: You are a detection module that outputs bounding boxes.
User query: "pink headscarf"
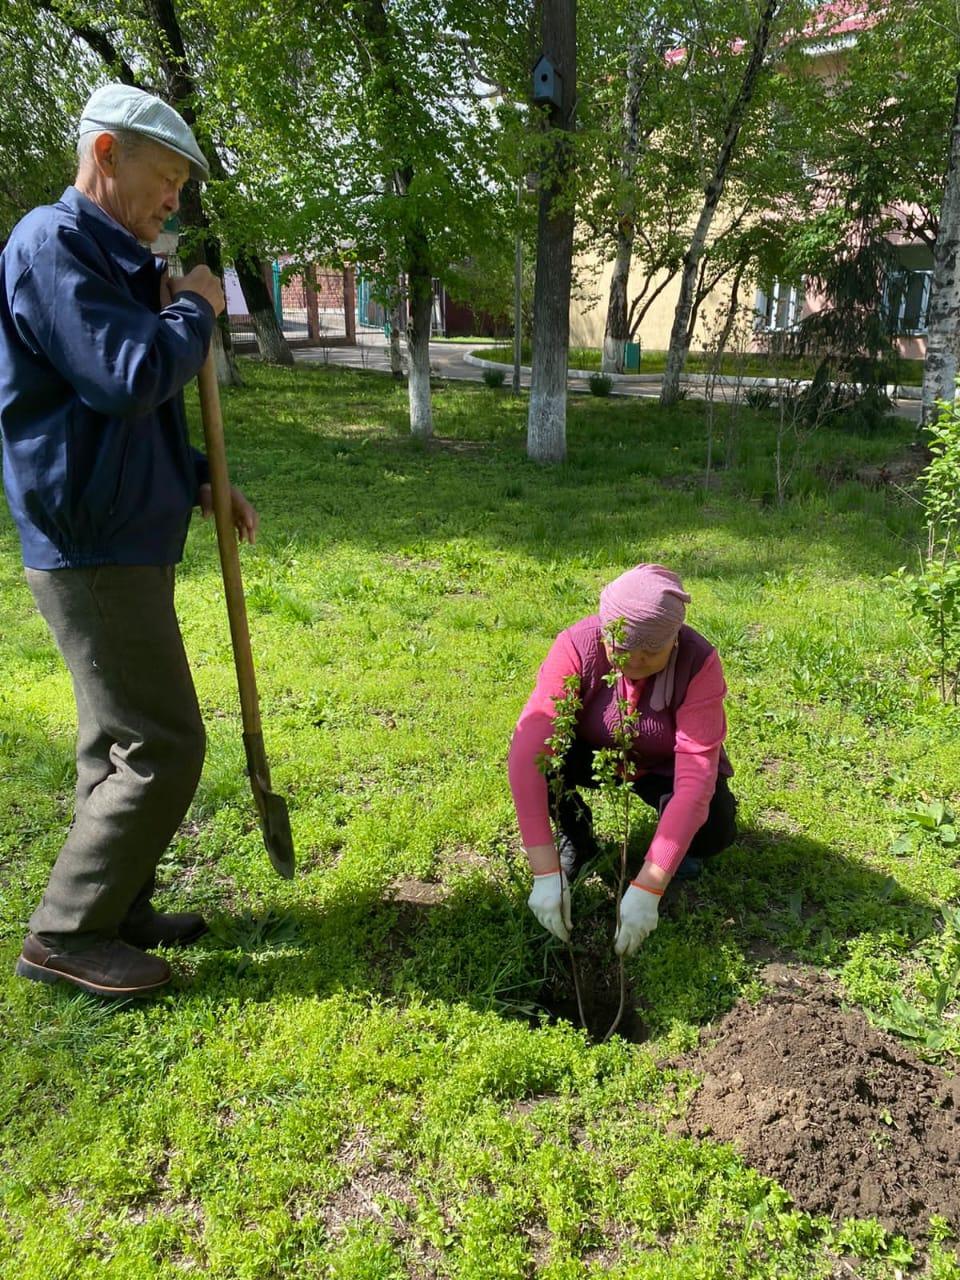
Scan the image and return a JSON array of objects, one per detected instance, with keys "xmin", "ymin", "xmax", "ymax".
[
  {"xmin": 599, "ymin": 563, "xmax": 690, "ymax": 651},
  {"xmin": 599, "ymin": 564, "xmax": 691, "ymax": 709}
]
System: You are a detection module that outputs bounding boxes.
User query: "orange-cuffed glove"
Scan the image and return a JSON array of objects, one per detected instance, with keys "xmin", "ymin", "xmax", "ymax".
[{"xmin": 613, "ymin": 882, "xmax": 662, "ymax": 956}]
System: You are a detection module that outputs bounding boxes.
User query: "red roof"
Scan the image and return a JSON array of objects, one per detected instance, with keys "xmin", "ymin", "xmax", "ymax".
[{"xmin": 664, "ymin": 0, "xmax": 883, "ymax": 66}]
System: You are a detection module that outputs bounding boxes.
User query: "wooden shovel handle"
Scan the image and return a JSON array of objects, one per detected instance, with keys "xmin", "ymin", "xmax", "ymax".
[{"xmin": 196, "ymin": 351, "xmax": 262, "ymax": 737}]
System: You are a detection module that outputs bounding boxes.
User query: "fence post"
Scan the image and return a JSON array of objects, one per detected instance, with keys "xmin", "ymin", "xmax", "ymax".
[
  {"xmin": 305, "ymin": 265, "xmax": 321, "ymax": 341},
  {"xmin": 271, "ymin": 261, "xmax": 283, "ymax": 325}
]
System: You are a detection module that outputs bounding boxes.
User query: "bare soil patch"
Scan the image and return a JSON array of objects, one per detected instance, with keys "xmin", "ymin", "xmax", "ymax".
[
  {"xmin": 672, "ymin": 965, "xmax": 960, "ymax": 1243},
  {"xmin": 853, "ymin": 443, "xmax": 930, "ymax": 490}
]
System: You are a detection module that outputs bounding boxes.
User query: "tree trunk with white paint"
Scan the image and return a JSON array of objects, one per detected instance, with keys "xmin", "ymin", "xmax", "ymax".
[
  {"xmin": 528, "ymin": 0, "xmax": 577, "ymax": 463},
  {"xmin": 235, "ymin": 252, "xmax": 294, "ymax": 365},
  {"xmin": 660, "ymin": 0, "xmax": 780, "ymax": 406},
  {"xmin": 406, "ymin": 232, "xmax": 434, "ymax": 438},
  {"xmin": 603, "ymin": 237, "xmax": 633, "ymax": 375},
  {"xmin": 390, "ymin": 299, "xmax": 404, "ymax": 378},
  {"xmin": 922, "ymin": 72, "xmax": 960, "ymax": 425},
  {"xmin": 209, "ymin": 324, "xmax": 233, "ymax": 384}
]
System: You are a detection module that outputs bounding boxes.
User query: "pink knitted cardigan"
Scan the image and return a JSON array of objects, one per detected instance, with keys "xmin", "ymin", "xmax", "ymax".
[{"xmin": 508, "ymin": 624, "xmax": 729, "ymax": 875}]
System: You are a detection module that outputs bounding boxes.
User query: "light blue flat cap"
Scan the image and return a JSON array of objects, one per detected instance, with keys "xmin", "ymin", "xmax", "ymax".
[{"xmin": 79, "ymin": 83, "xmax": 210, "ymax": 182}]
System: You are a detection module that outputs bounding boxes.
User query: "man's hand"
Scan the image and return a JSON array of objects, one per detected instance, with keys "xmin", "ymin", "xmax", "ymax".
[
  {"xmin": 613, "ymin": 883, "xmax": 661, "ymax": 956},
  {"xmin": 527, "ymin": 870, "xmax": 572, "ymax": 942},
  {"xmin": 171, "ymin": 265, "xmax": 226, "ymax": 316},
  {"xmin": 199, "ymin": 483, "xmax": 259, "ymax": 544}
]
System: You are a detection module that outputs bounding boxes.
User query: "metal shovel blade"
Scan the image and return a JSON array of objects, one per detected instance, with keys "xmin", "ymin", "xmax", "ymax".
[{"xmin": 243, "ymin": 732, "xmax": 295, "ymax": 879}]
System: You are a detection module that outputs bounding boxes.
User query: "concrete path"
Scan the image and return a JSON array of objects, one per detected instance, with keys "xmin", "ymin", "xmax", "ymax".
[{"xmin": 294, "ymin": 332, "xmax": 923, "ymax": 422}]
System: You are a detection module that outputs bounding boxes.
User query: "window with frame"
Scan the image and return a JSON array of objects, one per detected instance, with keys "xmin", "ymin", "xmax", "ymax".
[
  {"xmin": 883, "ymin": 269, "xmax": 932, "ymax": 336},
  {"xmin": 755, "ymin": 281, "xmax": 803, "ymax": 332}
]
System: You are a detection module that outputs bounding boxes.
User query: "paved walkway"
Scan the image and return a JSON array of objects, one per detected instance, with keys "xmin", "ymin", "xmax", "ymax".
[{"xmin": 294, "ymin": 333, "xmax": 923, "ymax": 422}]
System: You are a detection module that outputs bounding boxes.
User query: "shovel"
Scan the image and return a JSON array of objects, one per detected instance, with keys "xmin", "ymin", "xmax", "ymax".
[{"xmin": 196, "ymin": 351, "xmax": 295, "ymax": 879}]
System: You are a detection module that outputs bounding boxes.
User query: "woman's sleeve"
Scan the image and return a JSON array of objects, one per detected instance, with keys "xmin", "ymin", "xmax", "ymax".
[
  {"xmin": 646, "ymin": 649, "xmax": 728, "ymax": 874},
  {"xmin": 508, "ymin": 631, "xmax": 583, "ymax": 847}
]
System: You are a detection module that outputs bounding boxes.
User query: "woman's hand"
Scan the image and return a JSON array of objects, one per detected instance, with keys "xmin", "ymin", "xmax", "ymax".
[{"xmin": 528, "ymin": 870, "xmax": 572, "ymax": 942}]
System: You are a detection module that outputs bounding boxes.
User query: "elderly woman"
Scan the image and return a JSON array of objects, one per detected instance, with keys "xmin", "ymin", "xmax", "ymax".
[{"xmin": 508, "ymin": 563, "xmax": 736, "ymax": 957}]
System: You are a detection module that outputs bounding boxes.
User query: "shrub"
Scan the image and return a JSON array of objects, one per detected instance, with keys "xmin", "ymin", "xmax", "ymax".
[
  {"xmin": 482, "ymin": 367, "xmax": 506, "ymax": 389},
  {"xmin": 894, "ymin": 399, "xmax": 960, "ymax": 701},
  {"xmin": 745, "ymin": 386, "xmax": 775, "ymax": 412},
  {"xmin": 588, "ymin": 372, "xmax": 613, "ymax": 397}
]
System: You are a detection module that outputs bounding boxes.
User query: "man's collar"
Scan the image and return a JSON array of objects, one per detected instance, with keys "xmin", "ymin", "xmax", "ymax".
[{"xmin": 58, "ymin": 186, "xmax": 156, "ymax": 275}]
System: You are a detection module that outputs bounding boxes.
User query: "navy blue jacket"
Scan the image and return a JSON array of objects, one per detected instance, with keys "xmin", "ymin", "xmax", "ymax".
[{"xmin": 0, "ymin": 186, "xmax": 215, "ymax": 569}]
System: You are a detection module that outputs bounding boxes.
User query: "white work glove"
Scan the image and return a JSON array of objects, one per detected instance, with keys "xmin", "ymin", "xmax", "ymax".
[
  {"xmin": 614, "ymin": 883, "xmax": 662, "ymax": 956},
  {"xmin": 527, "ymin": 870, "xmax": 572, "ymax": 942}
]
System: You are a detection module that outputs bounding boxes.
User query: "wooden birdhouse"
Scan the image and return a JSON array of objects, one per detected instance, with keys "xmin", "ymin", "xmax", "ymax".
[{"xmin": 532, "ymin": 54, "xmax": 563, "ymax": 109}]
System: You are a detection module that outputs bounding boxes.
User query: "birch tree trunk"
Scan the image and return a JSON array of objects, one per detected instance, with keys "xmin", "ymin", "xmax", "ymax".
[
  {"xmin": 528, "ymin": 0, "xmax": 577, "ymax": 463},
  {"xmin": 660, "ymin": 0, "xmax": 780, "ymax": 406},
  {"xmin": 604, "ymin": 236, "xmax": 635, "ymax": 374},
  {"xmin": 922, "ymin": 72, "xmax": 960, "ymax": 425},
  {"xmin": 603, "ymin": 38, "xmax": 647, "ymax": 374}
]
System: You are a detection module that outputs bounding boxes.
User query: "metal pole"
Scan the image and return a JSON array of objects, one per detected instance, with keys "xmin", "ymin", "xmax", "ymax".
[{"xmin": 513, "ymin": 177, "xmax": 522, "ymax": 396}]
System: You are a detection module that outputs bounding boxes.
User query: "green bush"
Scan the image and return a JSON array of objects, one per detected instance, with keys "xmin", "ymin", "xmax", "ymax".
[
  {"xmin": 745, "ymin": 386, "xmax": 775, "ymax": 412},
  {"xmin": 894, "ymin": 398, "xmax": 960, "ymax": 701},
  {"xmin": 482, "ymin": 367, "xmax": 506, "ymax": 389},
  {"xmin": 588, "ymin": 372, "xmax": 613, "ymax": 397}
]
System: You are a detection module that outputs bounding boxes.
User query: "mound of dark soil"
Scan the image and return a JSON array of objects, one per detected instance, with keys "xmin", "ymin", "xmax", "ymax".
[{"xmin": 673, "ymin": 966, "xmax": 960, "ymax": 1241}]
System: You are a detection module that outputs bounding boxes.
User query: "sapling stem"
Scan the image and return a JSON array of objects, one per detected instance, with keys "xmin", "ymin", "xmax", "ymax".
[
  {"xmin": 601, "ymin": 637, "xmax": 634, "ymax": 1043},
  {"xmin": 566, "ymin": 927, "xmax": 588, "ymax": 1032},
  {"xmin": 602, "ymin": 760, "xmax": 630, "ymax": 1043}
]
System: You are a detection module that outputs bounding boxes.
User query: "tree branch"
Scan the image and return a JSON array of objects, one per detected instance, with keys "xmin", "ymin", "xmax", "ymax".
[{"xmin": 30, "ymin": 0, "xmax": 140, "ymax": 87}]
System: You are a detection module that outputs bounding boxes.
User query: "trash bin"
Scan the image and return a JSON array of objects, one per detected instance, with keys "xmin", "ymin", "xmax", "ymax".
[{"xmin": 624, "ymin": 341, "xmax": 641, "ymax": 372}]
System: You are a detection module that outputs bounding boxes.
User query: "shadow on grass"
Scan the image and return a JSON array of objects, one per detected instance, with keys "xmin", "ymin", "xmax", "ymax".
[
  {"xmin": 165, "ymin": 824, "xmax": 938, "ymax": 1048},
  {"xmin": 1, "ymin": 706, "xmax": 935, "ymax": 1035},
  {"xmin": 176, "ymin": 363, "xmax": 920, "ymax": 587}
]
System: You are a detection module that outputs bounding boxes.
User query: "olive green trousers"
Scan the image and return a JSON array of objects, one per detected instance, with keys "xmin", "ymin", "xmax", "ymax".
[{"xmin": 25, "ymin": 565, "xmax": 205, "ymax": 949}]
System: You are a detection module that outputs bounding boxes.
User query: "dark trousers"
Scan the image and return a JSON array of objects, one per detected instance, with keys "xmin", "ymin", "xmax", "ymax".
[
  {"xmin": 25, "ymin": 565, "xmax": 205, "ymax": 948},
  {"xmin": 551, "ymin": 736, "xmax": 737, "ymax": 867}
]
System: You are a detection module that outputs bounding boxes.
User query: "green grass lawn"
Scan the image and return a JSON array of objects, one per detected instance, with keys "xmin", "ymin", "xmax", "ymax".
[
  {"xmin": 1, "ymin": 363, "xmax": 958, "ymax": 1278},
  {"xmin": 473, "ymin": 345, "xmax": 926, "ymax": 385}
]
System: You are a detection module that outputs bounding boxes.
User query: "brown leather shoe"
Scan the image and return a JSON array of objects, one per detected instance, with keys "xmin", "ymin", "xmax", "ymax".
[
  {"xmin": 119, "ymin": 911, "xmax": 208, "ymax": 949},
  {"xmin": 15, "ymin": 933, "xmax": 171, "ymax": 998}
]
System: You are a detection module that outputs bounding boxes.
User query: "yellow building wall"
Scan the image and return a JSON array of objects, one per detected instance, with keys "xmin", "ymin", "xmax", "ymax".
[
  {"xmin": 568, "ymin": 242, "xmax": 744, "ymax": 356},
  {"xmin": 567, "ymin": 43, "xmax": 855, "ymax": 357}
]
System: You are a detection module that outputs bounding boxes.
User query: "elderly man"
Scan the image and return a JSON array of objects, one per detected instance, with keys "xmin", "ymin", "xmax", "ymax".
[{"xmin": 0, "ymin": 84, "xmax": 258, "ymax": 997}]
